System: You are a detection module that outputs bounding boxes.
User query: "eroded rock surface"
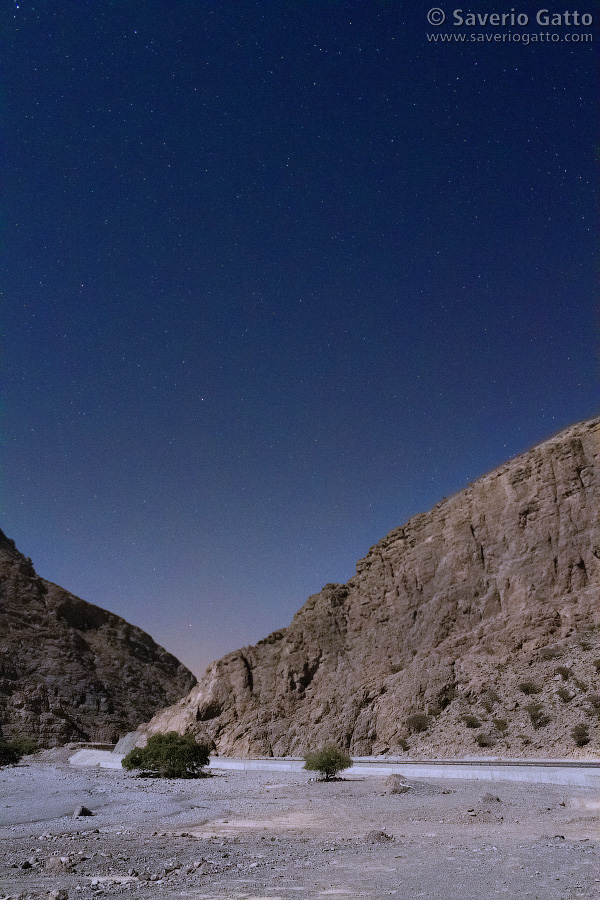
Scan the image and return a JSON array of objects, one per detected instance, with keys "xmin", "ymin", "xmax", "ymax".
[
  {"xmin": 0, "ymin": 532, "xmax": 196, "ymax": 745},
  {"xmin": 138, "ymin": 417, "xmax": 600, "ymax": 758}
]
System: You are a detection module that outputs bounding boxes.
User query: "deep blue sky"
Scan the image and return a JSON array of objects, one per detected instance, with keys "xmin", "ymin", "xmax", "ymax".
[{"xmin": 2, "ymin": 2, "xmax": 597, "ymax": 677}]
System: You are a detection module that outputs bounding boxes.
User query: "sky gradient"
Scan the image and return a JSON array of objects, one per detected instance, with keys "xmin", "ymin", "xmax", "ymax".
[{"xmin": 2, "ymin": 2, "xmax": 597, "ymax": 677}]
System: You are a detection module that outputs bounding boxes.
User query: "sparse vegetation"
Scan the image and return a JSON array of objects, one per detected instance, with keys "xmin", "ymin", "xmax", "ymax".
[
  {"xmin": 555, "ymin": 666, "xmax": 571, "ymax": 681},
  {"xmin": 571, "ymin": 724, "xmax": 591, "ymax": 747},
  {"xmin": 492, "ymin": 718, "xmax": 508, "ymax": 734},
  {"xmin": 474, "ymin": 732, "xmax": 495, "ymax": 747},
  {"xmin": 539, "ymin": 646, "xmax": 561, "ymax": 660},
  {"xmin": 585, "ymin": 694, "xmax": 600, "ymax": 718},
  {"xmin": 462, "ymin": 714, "xmax": 481, "ymax": 729},
  {"xmin": 525, "ymin": 702, "xmax": 549, "ymax": 729},
  {"xmin": 397, "ymin": 737, "xmax": 410, "ymax": 751},
  {"xmin": 122, "ymin": 732, "xmax": 210, "ymax": 778},
  {"xmin": 556, "ymin": 686, "xmax": 573, "ymax": 703},
  {"xmin": 593, "ymin": 659, "xmax": 600, "ymax": 672},
  {"xmin": 518, "ymin": 681, "xmax": 541, "ymax": 695},
  {"xmin": 574, "ymin": 678, "xmax": 589, "ymax": 692},
  {"xmin": 0, "ymin": 736, "xmax": 38, "ymax": 766},
  {"xmin": 406, "ymin": 713, "xmax": 431, "ymax": 734},
  {"xmin": 480, "ymin": 690, "xmax": 500, "ymax": 712},
  {"xmin": 303, "ymin": 745, "xmax": 352, "ymax": 780}
]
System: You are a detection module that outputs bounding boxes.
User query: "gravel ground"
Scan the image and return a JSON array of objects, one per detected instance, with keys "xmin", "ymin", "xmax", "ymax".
[{"xmin": 1, "ymin": 752, "xmax": 600, "ymax": 899}]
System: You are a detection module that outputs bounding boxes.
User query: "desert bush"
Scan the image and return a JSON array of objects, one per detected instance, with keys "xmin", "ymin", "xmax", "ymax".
[
  {"xmin": 525, "ymin": 702, "xmax": 549, "ymax": 729},
  {"xmin": 571, "ymin": 724, "xmax": 590, "ymax": 747},
  {"xmin": 462, "ymin": 714, "xmax": 481, "ymax": 729},
  {"xmin": 474, "ymin": 732, "xmax": 495, "ymax": 747},
  {"xmin": 556, "ymin": 686, "xmax": 573, "ymax": 703},
  {"xmin": 579, "ymin": 641, "xmax": 592, "ymax": 651},
  {"xmin": 303, "ymin": 745, "xmax": 352, "ymax": 780},
  {"xmin": 555, "ymin": 666, "xmax": 571, "ymax": 681},
  {"xmin": 593, "ymin": 659, "xmax": 600, "ymax": 672},
  {"xmin": 492, "ymin": 718, "xmax": 508, "ymax": 733},
  {"xmin": 122, "ymin": 732, "xmax": 210, "ymax": 778},
  {"xmin": 0, "ymin": 740, "xmax": 22, "ymax": 766},
  {"xmin": 0, "ymin": 736, "xmax": 38, "ymax": 766},
  {"xmin": 518, "ymin": 681, "xmax": 541, "ymax": 695},
  {"xmin": 574, "ymin": 678, "xmax": 589, "ymax": 692},
  {"xmin": 406, "ymin": 713, "xmax": 431, "ymax": 734},
  {"xmin": 397, "ymin": 737, "xmax": 410, "ymax": 751},
  {"xmin": 539, "ymin": 646, "xmax": 561, "ymax": 660}
]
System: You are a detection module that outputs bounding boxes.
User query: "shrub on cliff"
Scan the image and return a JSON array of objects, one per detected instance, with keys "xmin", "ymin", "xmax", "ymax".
[
  {"xmin": 303, "ymin": 745, "xmax": 352, "ymax": 780},
  {"xmin": 122, "ymin": 732, "xmax": 210, "ymax": 778}
]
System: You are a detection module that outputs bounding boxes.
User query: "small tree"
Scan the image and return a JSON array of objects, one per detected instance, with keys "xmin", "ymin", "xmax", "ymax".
[
  {"xmin": 0, "ymin": 736, "xmax": 38, "ymax": 766},
  {"xmin": 122, "ymin": 732, "xmax": 210, "ymax": 778},
  {"xmin": 571, "ymin": 724, "xmax": 590, "ymax": 747},
  {"xmin": 303, "ymin": 745, "xmax": 352, "ymax": 781}
]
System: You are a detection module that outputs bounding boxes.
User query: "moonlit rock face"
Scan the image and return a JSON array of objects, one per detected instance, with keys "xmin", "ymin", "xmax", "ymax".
[
  {"xmin": 138, "ymin": 417, "xmax": 600, "ymax": 758},
  {"xmin": 0, "ymin": 534, "xmax": 196, "ymax": 746}
]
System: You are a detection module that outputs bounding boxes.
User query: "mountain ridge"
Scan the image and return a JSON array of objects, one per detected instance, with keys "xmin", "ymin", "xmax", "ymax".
[
  {"xmin": 0, "ymin": 529, "xmax": 197, "ymax": 746},
  {"xmin": 135, "ymin": 416, "xmax": 600, "ymax": 758}
]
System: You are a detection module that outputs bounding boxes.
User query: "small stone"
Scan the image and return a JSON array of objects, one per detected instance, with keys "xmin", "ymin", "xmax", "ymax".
[
  {"xmin": 73, "ymin": 806, "xmax": 93, "ymax": 818},
  {"xmin": 384, "ymin": 775, "xmax": 411, "ymax": 794}
]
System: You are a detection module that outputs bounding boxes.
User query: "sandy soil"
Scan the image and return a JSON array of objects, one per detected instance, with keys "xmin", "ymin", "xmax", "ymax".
[{"xmin": 1, "ymin": 752, "xmax": 599, "ymax": 900}]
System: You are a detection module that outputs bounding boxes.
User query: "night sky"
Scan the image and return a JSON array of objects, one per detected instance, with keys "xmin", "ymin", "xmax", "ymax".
[{"xmin": 3, "ymin": 2, "xmax": 597, "ymax": 677}]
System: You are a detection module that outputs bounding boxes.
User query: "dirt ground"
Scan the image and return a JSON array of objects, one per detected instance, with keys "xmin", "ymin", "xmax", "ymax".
[{"xmin": 1, "ymin": 752, "xmax": 599, "ymax": 900}]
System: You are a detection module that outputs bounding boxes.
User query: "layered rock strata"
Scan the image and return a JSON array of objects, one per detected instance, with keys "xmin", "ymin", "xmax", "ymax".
[
  {"xmin": 138, "ymin": 417, "xmax": 600, "ymax": 758},
  {"xmin": 0, "ymin": 531, "xmax": 196, "ymax": 745}
]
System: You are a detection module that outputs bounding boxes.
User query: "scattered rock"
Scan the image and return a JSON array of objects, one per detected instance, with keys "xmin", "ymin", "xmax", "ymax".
[
  {"xmin": 384, "ymin": 774, "xmax": 411, "ymax": 794},
  {"xmin": 365, "ymin": 830, "xmax": 394, "ymax": 843},
  {"xmin": 73, "ymin": 805, "xmax": 94, "ymax": 818}
]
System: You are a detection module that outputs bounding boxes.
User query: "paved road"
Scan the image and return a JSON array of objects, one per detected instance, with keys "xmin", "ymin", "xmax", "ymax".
[{"xmin": 68, "ymin": 750, "xmax": 600, "ymax": 787}]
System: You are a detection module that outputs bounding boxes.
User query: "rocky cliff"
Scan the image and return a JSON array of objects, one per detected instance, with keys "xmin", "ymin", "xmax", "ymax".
[
  {"xmin": 0, "ymin": 531, "xmax": 196, "ymax": 746},
  {"xmin": 138, "ymin": 417, "xmax": 600, "ymax": 758}
]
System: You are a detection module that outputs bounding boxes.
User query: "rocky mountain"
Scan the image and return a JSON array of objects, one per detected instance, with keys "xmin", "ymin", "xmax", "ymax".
[
  {"xmin": 0, "ymin": 531, "xmax": 196, "ymax": 746},
  {"xmin": 136, "ymin": 417, "xmax": 599, "ymax": 758}
]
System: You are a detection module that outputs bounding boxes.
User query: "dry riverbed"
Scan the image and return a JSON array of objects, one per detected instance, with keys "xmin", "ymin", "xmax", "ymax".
[{"xmin": 1, "ymin": 751, "xmax": 599, "ymax": 900}]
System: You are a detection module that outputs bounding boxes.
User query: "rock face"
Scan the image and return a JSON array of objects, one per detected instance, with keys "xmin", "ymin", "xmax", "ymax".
[
  {"xmin": 138, "ymin": 417, "xmax": 600, "ymax": 758},
  {"xmin": 0, "ymin": 532, "xmax": 196, "ymax": 745}
]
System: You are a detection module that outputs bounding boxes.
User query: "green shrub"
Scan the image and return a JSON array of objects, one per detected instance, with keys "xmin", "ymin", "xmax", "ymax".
[
  {"xmin": 518, "ymin": 681, "xmax": 540, "ymax": 695},
  {"xmin": 406, "ymin": 713, "xmax": 430, "ymax": 734},
  {"xmin": 397, "ymin": 737, "xmax": 410, "ymax": 752},
  {"xmin": 525, "ymin": 702, "xmax": 549, "ymax": 729},
  {"xmin": 586, "ymin": 694, "xmax": 600, "ymax": 716},
  {"xmin": 462, "ymin": 714, "xmax": 481, "ymax": 729},
  {"xmin": 303, "ymin": 745, "xmax": 352, "ymax": 780},
  {"xmin": 10, "ymin": 736, "xmax": 39, "ymax": 756},
  {"xmin": 539, "ymin": 646, "xmax": 561, "ymax": 660},
  {"xmin": 0, "ymin": 740, "xmax": 22, "ymax": 766},
  {"xmin": 474, "ymin": 732, "xmax": 494, "ymax": 748},
  {"xmin": 492, "ymin": 718, "xmax": 508, "ymax": 734},
  {"xmin": 122, "ymin": 732, "xmax": 210, "ymax": 778},
  {"xmin": 0, "ymin": 736, "xmax": 38, "ymax": 766},
  {"xmin": 571, "ymin": 724, "xmax": 590, "ymax": 747},
  {"xmin": 555, "ymin": 666, "xmax": 571, "ymax": 681}
]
